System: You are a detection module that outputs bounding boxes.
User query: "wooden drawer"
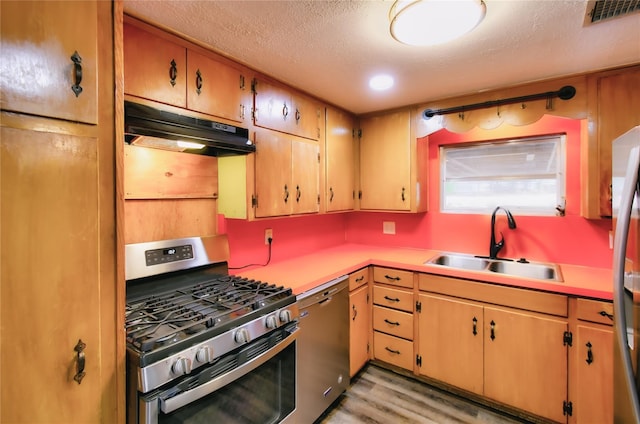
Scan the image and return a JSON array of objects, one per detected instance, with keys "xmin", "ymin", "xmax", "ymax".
[
  {"xmin": 373, "ymin": 305, "xmax": 413, "ymax": 340},
  {"xmin": 349, "ymin": 267, "xmax": 369, "ymax": 291},
  {"xmin": 373, "ymin": 285, "xmax": 413, "ymax": 313},
  {"xmin": 576, "ymin": 298, "xmax": 614, "ymax": 326},
  {"xmin": 373, "ymin": 267, "xmax": 413, "ymax": 289},
  {"xmin": 374, "ymin": 331, "xmax": 414, "ymax": 370}
]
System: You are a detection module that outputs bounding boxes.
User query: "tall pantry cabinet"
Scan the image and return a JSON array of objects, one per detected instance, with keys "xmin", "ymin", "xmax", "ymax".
[{"xmin": 0, "ymin": 1, "xmax": 119, "ymax": 423}]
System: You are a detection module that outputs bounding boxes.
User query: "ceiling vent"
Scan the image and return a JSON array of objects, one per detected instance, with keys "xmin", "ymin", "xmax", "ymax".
[{"xmin": 586, "ymin": 0, "xmax": 640, "ymax": 24}]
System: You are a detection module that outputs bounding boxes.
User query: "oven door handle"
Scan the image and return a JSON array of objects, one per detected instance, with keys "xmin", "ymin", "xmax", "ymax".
[{"xmin": 159, "ymin": 329, "xmax": 298, "ymax": 414}]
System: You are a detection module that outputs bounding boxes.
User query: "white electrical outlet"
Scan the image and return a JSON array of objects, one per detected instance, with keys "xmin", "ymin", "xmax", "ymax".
[
  {"xmin": 383, "ymin": 221, "xmax": 396, "ymax": 235},
  {"xmin": 265, "ymin": 228, "xmax": 273, "ymax": 244}
]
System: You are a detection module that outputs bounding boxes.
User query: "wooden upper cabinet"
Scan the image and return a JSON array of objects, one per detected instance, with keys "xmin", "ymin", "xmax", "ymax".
[
  {"xmin": 253, "ymin": 128, "xmax": 319, "ymax": 218},
  {"xmin": 584, "ymin": 65, "xmax": 640, "ymax": 218},
  {"xmin": 359, "ymin": 109, "xmax": 428, "ymax": 212},
  {"xmin": 186, "ymin": 50, "xmax": 247, "ymax": 123},
  {"xmin": 123, "ymin": 22, "xmax": 187, "ymax": 108},
  {"xmin": 326, "ymin": 107, "xmax": 356, "ymax": 212},
  {"xmin": 0, "ymin": 0, "xmax": 98, "ymax": 124},
  {"xmin": 253, "ymin": 77, "xmax": 321, "ymax": 140}
]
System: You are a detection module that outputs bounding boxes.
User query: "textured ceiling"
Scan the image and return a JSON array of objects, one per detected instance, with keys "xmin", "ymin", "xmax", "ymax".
[{"xmin": 123, "ymin": 0, "xmax": 640, "ymax": 115}]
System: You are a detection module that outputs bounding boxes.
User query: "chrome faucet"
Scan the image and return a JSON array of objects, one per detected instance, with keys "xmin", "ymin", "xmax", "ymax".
[{"xmin": 489, "ymin": 206, "xmax": 517, "ymax": 259}]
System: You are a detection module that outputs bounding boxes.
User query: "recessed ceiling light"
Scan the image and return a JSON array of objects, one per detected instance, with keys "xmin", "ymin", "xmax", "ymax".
[{"xmin": 369, "ymin": 74, "xmax": 394, "ymax": 91}]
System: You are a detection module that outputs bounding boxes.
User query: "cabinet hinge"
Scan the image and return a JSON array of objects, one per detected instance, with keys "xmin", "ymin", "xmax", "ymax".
[
  {"xmin": 251, "ymin": 78, "xmax": 257, "ymax": 93},
  {"xmin": 252, "ymin": 195, "xmax": 258, "ymax": 208},
  {"xmin": 366, "ymin": 293, "xmax": 370, "ymax": 304},
  {"xmin": 563, "ymin": 331, "xmax": 573, "ymax": 346},
  {"xmin": 239, "ymin": 74, "xmax": 246, "ymax": 90},
  {"xmin": 367, "ymin": 342, "xmax": 370, "ymax": 353},
  {"xmin": 563, "ymin": 401, "xmax": 573, "ymax": 416},
  {"xmin": 416, "ymin": 355, "xmax": 422, "ymax": 367},
  {"xmin": 416, "ymin": 301, "xmax": 422, "ymax": 313}
]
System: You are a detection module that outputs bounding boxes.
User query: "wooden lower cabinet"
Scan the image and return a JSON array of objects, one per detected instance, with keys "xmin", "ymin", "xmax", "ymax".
[
  {"xmin": 417, "ymin": 294, "xmax": 484, "ymax": 395},
  {"xmin": 569, "ymin": 298, "xmax": 614, "ymax": 424},
  {"xmin": 349, "ymin": 283, "xmax": 370, "ymax": 377},
  {"xmin": 483, "ymin": 306, "xmax": 568, "ymax": 423}
]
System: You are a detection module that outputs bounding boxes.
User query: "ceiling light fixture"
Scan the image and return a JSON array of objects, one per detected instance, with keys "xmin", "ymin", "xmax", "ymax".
[
  {"xmin": 389, "ymin": 0, "xmax": 487, "ymax": 46},
  {"xmin": 369, "ymin": 74, "xmax": 395, "ymax": 91}
]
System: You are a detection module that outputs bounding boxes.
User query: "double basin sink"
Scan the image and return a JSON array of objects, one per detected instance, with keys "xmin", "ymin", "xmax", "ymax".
[{"xmin": 426, "ymin": 253, "xmax": 563, "ymax": 282}]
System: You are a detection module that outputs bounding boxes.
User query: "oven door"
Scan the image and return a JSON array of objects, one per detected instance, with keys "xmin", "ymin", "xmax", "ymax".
[{"xmin": 138, "ymin": 327, "xmax": 297, "ymax": 424}]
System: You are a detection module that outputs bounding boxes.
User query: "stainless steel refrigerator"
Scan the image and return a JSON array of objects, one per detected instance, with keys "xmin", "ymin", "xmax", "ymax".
[{"xmin": 613, "ymin": 125, "xmax": 640, "ymax": 424}]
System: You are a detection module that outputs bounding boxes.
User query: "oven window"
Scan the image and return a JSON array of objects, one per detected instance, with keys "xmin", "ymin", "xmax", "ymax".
[{"xmin": 160, "ymin": 341, "xmax": 296, "ymax": 424}]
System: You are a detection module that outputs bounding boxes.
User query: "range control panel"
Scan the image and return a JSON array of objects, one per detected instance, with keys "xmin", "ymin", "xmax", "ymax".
[{"xmin": 145, "ymin": 244, "xmax": 194, "ymax": 266}]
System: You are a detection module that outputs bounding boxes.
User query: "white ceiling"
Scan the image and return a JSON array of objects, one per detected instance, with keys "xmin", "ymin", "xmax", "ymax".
[{"xmin": 122, "ymin": 0, "xmax": 640, "ymax": 115}]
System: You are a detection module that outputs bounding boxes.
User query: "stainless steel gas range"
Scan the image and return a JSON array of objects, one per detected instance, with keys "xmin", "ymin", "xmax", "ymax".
[{"xmin": 125, "ymin": 236, "xmax": 299, "ymax": 424}]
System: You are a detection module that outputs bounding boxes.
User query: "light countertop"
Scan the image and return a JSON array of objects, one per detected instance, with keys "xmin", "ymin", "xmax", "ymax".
[{"xmin": 234, "ymin": 243, "xmax": 613, "ymax": 300}]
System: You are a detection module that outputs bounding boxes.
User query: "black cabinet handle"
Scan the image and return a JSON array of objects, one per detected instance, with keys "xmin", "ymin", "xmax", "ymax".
[
  {"xmin": 490, "ymin": 320, "xmax": 496, "ymax": 341},
  {"xmin": 586, "ymin": 342, "xmax": 594, "ymax": 365},
  {"xmin": 385, "ymin": 275, "xmax": 401, "ymax": 281},
  {"xmin": 282, "ymin": 103, "xmax": 289, "ymax": 119},
  {"xmin": 599, "ymin": 310, "xmax": 614, "ymax": 320},
  {"xmin": 472, "ymin": 317, "xmax": 478, "ymax": 336},
  {"xmin": 329, "ymin": 187, "xmax": 334, "ymax": 202},
  {"xmin": 385, "ymin": 347, "xmax": 400, "ymax": 355},
  {"xmin": 73, "ymin": 339, "xmax": 86, "ymax": 384},
  {"xmin": 169, "ymin": 59, "xmax": 178, "ymax": 86},
  {"xmin": 195, "ymin": 69, "xmax": 203, "ymax": 94},
  {"xmin": 284, "ymin": 184, "xmax": 289, "ymax": 203},
  {"xmin": 384, "ymin": 319, "xmax": 400, "ymax": 326},
  {"xmin": 296, "ymin": 185, "xmax": 301, "ymax": 202},
  {"xmin": 295, "ymin": 108, "xmax": 301, "ymax": 122},
  {"xmin": 383, "ymin": 296, "xmax": 400, "ymax": 302},
  {"xmin": 401, "ymin": 187, "xmax": 406, "ymax": 202},
  {"xmin": 355, "ymin": 276, "xmax": 364, "ymax": 283},
  {"xmin": 352, "ymin": 304, "xmax": 357, "ymax": 321},
  {"xmin": 70, "ymin": 51, "xmax": 83, "ymax": 97}
]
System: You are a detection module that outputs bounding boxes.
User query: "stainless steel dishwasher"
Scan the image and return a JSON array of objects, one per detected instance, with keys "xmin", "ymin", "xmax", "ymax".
[{"xmin": 296, "ymin": 275, "xmax": 349, "ymax": 423}]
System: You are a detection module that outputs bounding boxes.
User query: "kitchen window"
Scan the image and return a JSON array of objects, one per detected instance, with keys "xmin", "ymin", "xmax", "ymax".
[{"xmin": 440, "ymin": 135, "xmax": 566, "ymax": 215}]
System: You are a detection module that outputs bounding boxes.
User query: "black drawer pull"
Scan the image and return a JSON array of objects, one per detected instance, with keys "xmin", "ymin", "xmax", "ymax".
[
  {"xmin": 383, "ymin": 296, "xmax": 400, "ymax": 302},
  {"xmin": 586, "ymin": 342, "xmax": 594, "ymax": 365},
  {"xmin": 385, "ymin": 347, "xmax": 400, "ymax": 355},
  {"xmin": 490, "ymin": 320, "xmax": 496, "ymax": 341},
  {"xmin": 384, "ymin": 319, "xmax": 400, "ymax": 326},
  {"xmin": 169, "ymin": 59, "xmax": 177, "ymax": 86},
  {"xmin": 385, "ymin": 275, "xmax": 401, "ymax": 281},
  {"xmin": 355, "ymin": 276, "xmax": 364, "ymax": 282},
  {"xmin": 472, "ymin": 317, "xmax": 478, "ymax": 336},
  {"xmin": 599, "ymin": 310, "xmax": 613, "ymax": 320}
]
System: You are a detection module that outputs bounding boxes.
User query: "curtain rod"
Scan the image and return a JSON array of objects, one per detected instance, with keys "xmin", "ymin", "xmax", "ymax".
[{"xmin": 422, "ymin": 85, "xmax": 576, "ymax": 120}]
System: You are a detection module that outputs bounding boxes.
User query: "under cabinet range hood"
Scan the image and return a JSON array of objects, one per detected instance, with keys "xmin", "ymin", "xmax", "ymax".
[{"xmin": 124, "ymin": 101, "xmax": 255, "ymax": 156}]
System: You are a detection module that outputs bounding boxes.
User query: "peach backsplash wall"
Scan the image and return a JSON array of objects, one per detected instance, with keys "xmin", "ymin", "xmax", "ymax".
[{"xmin": 223, "ymin": 115, "xmax": 612, "ymax": 270}]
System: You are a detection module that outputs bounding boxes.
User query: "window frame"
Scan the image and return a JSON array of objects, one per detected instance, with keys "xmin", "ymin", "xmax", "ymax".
[{"xmin": 439, "ymin": 134, "xmax": 567, "ymax": 216}]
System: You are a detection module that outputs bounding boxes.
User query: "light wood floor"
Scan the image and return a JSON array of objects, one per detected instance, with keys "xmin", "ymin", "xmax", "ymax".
[{"xmin": 316, "ymin": 364, "xmax": 530, "ymax": 424}]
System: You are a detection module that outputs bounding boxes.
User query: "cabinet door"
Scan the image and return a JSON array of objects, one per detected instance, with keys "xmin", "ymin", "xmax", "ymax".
[
  {"xmin": 350, "ymin": 285, "xmax": 370, "ymax": 377},
  {"xmin": 359, "ymin": 110, "xmax": 411, "ymax": 211},
  {"xmin": 484, "ymin": 307, "xmax": 568, "ymax": 423},
  {"xmin": 1, "ymin": 127, "xmax": 103, "ymax": 422},
  {"xmin": 0, "ymin": 1, "xmax": 98, "ymax": 124},
  {"xmin": 585, "ymin": 66, "xmax": 640, "ymax": 218},
  {"xmin": 573, "ymin": 325, "xmax": 613, "ymax": 424},
  {"xmin": 326, "ymin": 107, "xmax": 356, "ymax": 212},
  {"xmin": 124, "ymin": 22, "xmax": 187, "ymax": 108},
  {"xmin": 254, "ymin": 129, "xmax": 292, "ymax": 217},
  {"xmin": 186, "ymin": 50, "xmax": 246, "ymax": 123},
  {"xmin": 418, "ymin": 294, "xmax": 484, "ymax": 395},
  {"xmin": 291, "ymin": 139, "xmax": 319, "ymax": 214},
  {"xmin": 253, "ymin": 78, "xmax": 292, "ymax": 134},
  {"xmin": 290, "ymin": 93, "xmax": 321, "ymax": 140}
]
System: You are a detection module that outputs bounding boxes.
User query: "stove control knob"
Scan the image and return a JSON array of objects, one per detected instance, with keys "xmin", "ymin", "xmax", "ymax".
[
  {"xmin": 279, "ymin": 309, "xmax": 293, "ymax": 324},
  {"xmin": 234, "ymin": 328, "xmax": 250, "ymax": 344},
  {"xmin": 171, "ymin": 357, "xmax": 192, "ymax": 376},
  {"xmin": 265, "ymin": 314, "xmax": 279, "ymax": 329},
  {"xmin": 195, "ymin": 346, "xmax": 213, "ymax": 364}
]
